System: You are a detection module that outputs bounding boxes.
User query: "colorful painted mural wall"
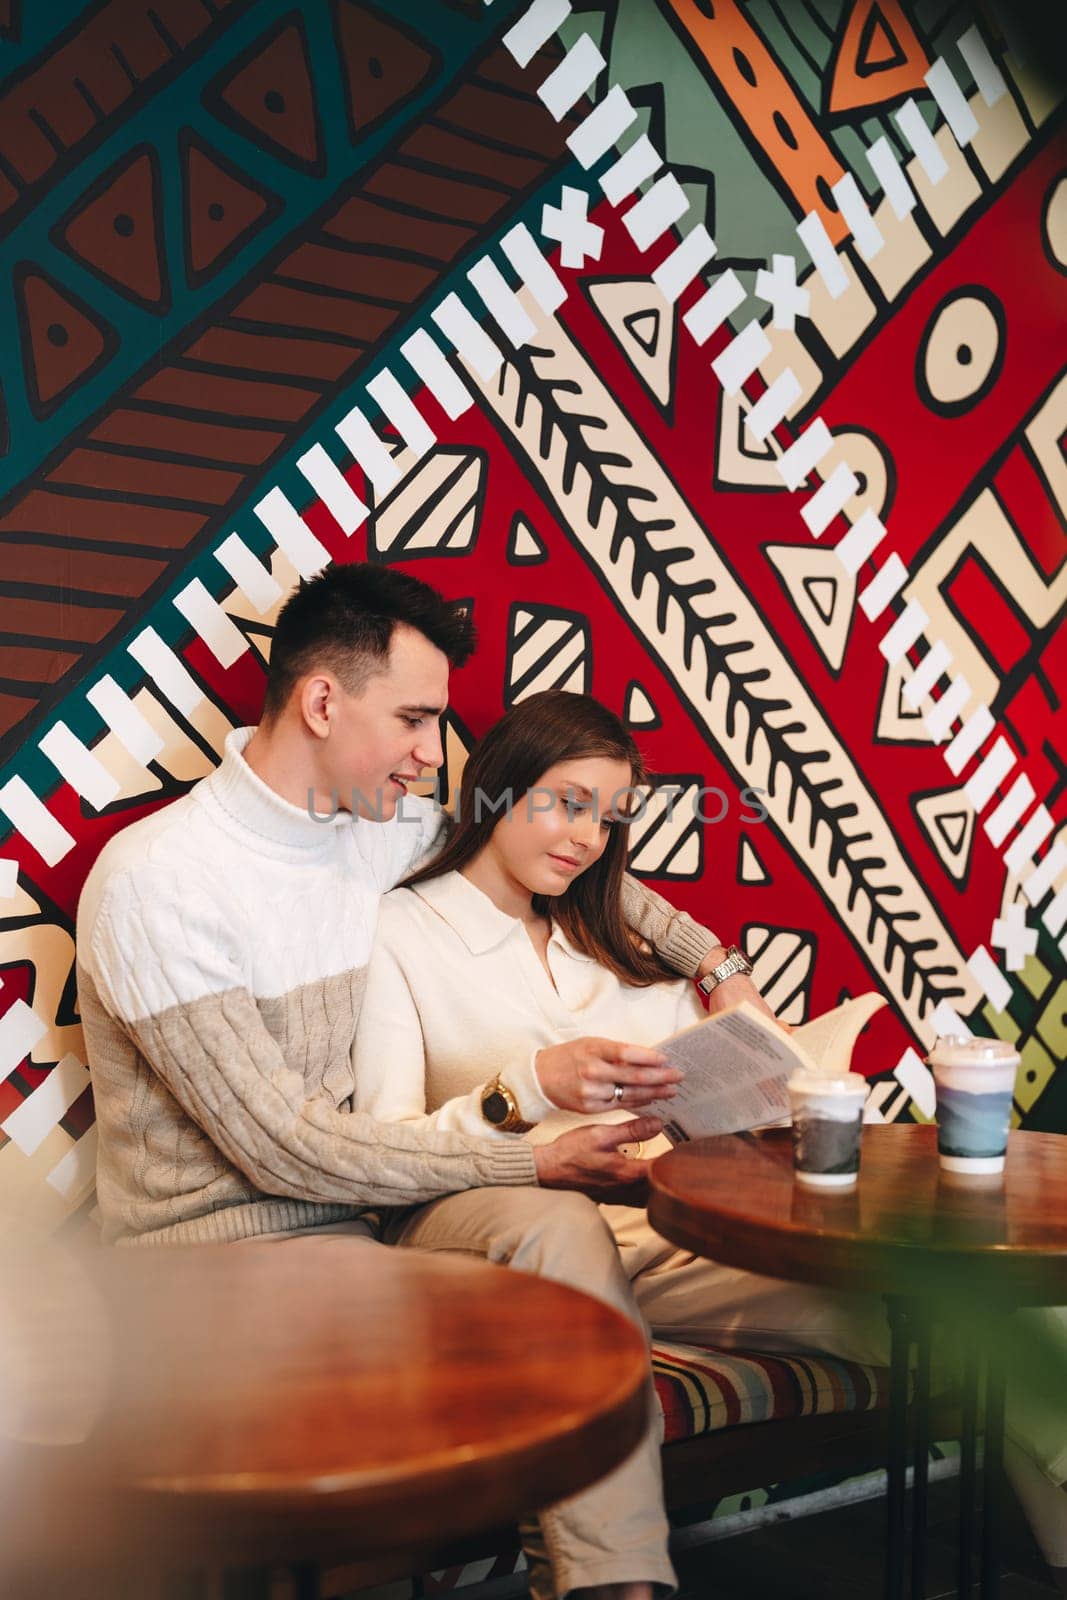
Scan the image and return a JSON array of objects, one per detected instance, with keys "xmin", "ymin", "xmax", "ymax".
[{"xmin": 0, "ymin": 0, "xmax": 1063, "ymax": 1233}]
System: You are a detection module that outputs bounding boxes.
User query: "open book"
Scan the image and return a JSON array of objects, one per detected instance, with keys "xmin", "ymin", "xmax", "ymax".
[{"xmin": 646, "ymin": 993, "xmax": 886, "ymax": 1144}]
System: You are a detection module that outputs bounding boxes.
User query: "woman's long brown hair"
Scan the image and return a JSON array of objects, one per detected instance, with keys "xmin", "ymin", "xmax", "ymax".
[{"xmin": 403, "ymin": 691, "xmax": 678, "ymax": 987}]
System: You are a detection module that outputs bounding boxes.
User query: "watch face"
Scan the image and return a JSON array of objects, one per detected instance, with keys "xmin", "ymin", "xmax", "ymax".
[{"xmin": 483, "ymin": 1090, "xmax": 509, "ymax": 1126}]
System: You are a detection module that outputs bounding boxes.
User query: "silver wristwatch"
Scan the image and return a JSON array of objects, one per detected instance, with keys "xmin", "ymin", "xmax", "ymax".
[{"xmin": 696, "ymin": 943, "xmax": 753, "ymax": 997}]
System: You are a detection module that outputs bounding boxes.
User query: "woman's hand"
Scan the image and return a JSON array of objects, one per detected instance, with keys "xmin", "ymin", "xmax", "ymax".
[
  {"xmin": 706, "ymin": 972, "xmax": 791, "ymax": 1029},
  {"xmin": 705, "ymin": 972, "xmax": 768, "ymax": 1016},
  {"xmin": 534, "ymin": 1036, "xmax": 682, "ymax": 1114}
]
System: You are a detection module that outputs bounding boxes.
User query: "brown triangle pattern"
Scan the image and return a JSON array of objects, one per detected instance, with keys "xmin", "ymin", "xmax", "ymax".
[
  {"xmin": 333, "ymin": 0, "xmax": 442, "ymax": 144},
  {"xmin": 180, "ymin": 129, "xmax": 282, "ymax": 288},
  {"xmin": 0, "ymin": 0, "xmax": 20, "ymax": 42},
  {"xmin": 0, "ymin": 30, "xmax": 579, "ymax": 765},
  {"xmin": 54, "ymin": 146, "xmax": 168, "ymax": 313},
  {"xmin": 205, "ymin": 16, "xmax": 325, "ymax": 176},
  {"xmin": 15, "ymin": 267, "xmax": 117, "ymax": 419}
]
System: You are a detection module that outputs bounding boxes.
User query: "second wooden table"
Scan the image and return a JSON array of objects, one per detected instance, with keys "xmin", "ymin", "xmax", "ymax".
[{"xmin": 649, "ymin": 1124, "xmax": 1067, "ymax": 1600}]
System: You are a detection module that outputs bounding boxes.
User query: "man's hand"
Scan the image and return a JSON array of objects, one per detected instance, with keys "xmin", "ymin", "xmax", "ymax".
[{"xmin": 532, "ymin": 1117, "xmax": 664, "ymax": 1207}]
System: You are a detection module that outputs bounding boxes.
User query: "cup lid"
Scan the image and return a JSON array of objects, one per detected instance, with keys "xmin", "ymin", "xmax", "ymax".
[
  {"xmin": 926, "ymin": 1035, "xmax": 1019, "ymax": 1067},
  {"xmin": 786, "ymin": 1068, "xmax": 867, "ymax": 1095}
]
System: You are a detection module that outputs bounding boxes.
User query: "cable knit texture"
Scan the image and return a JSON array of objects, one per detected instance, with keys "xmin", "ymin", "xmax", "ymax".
[
  {"xmin": 77, "ymin": 729, "xmax": 537, "ymax": 1245},
  {"xmin": 77, "ymin": 728, "xmax": 717, "ymax": 1246}
]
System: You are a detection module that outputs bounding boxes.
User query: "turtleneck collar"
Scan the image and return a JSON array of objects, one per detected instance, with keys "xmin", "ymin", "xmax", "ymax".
[{"xmin": 201, "ymin": 727, "xmax": 349, "ymax": 851}]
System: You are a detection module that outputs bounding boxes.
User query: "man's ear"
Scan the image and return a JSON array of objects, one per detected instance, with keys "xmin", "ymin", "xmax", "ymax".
[{"xmin": 300, "ymin": 674, "xmax": 334, "ymax": 739}]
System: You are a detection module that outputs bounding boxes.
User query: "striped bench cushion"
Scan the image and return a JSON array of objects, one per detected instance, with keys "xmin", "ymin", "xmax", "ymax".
[
  {"xmin": 411, "ymin": 1343, "xmax": 897, "ymax": 1593},
  {"xmin": 652, "ymin": 1339, "xmax": 892, "ymax": 1445}
]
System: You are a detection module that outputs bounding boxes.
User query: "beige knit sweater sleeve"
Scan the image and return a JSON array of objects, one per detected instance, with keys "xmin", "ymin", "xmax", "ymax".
[
  {"xmin": 87, "ymin": 871, "xmax": 537, "ymax": 1207},
  {"xmin": 620, "ymin": 874, "xmax": 717, "ymax": 976}
]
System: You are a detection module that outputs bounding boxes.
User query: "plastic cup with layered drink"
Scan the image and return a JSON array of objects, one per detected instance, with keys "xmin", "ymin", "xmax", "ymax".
[
  {"xmin": 787, "ymin": 1069, "xmax": 868, "ymax": 1188},
  {"xmin": 927, "ymin": 1036, "xmax": 1019, "ymax": 1174}
]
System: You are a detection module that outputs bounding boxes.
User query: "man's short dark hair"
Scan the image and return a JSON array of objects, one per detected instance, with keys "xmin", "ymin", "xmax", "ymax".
[{"xmin": 262, "ymin": 562, "xmax": 476, "ymax": 721}]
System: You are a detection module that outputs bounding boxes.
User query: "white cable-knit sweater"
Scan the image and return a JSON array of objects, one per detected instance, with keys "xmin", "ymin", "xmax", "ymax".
[{"xmin": 77, "ymin": 728, "xmax": 716, "ymax": 1245}]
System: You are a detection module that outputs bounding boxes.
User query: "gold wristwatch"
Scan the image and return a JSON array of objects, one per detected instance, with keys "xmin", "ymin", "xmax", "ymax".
[{"xmin": 480, "ymin": 1076, "xmax": 535, "ymax": 1134}]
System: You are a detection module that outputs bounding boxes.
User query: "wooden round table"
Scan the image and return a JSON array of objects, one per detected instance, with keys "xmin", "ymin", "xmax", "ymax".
[
  {"xmin": 2, "ymin": 1238, "xmax": 651, "ymax": 1596},
  {"xmin": 648, "ymin": 1125, "xmax": 1067, "ymax": 1600},
  {"xmin": 649, "ymin": 1123, "xmax": 1067, "ymax": 1303}
]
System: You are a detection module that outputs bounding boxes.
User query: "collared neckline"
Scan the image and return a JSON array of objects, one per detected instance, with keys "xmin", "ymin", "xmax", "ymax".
[
  {"xmin": 202, "ymin": 727, "xmax": 350, "ymax": 851},
  {"xmin": 409, "ymin": 870, "xmax": 594, "ymax": 961}
]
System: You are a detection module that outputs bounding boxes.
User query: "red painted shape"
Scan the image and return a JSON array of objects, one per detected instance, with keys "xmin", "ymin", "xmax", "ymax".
[
  {"xmin": 1004, "ymin": 678, "xmax": 1063, "ymax": 805},
  {"xmin": 946, "ymin": 557, "xmax": 1033, "ymax": 675},
  {"xmin": 821, "ymin": 137, "xmax": 1067, "ymax": 570},
  {"xmin": 996, "ymin": 445, "xmax": 1067, "ymax": 582},
  {"xmin": 0, "ymin": 965, "xmax": 37, "ymax": 1120}
]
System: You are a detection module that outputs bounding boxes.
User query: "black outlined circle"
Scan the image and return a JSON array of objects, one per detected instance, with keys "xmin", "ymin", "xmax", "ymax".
[
  {"xmin": 823, "ymin": 424, "xmax": 898, "ymax": 523},
  {"xmin": 1041, "ymin": 170, "xmax": 1067, "ymax": 274},
  {"xmin": 915, "ymin": 285, "xmax": 1006, "ymax": 418}
]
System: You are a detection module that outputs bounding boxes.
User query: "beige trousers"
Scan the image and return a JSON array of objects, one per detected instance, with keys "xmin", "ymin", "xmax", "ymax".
[{"xmin": 382, "ymin": 1187, "xmax": 891, "ymax": 1599}]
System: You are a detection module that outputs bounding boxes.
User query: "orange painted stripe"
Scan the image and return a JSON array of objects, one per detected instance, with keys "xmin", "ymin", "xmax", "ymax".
[{"xmin": 665, "ymin": 0, "xmax": 849, "ymax": 243}]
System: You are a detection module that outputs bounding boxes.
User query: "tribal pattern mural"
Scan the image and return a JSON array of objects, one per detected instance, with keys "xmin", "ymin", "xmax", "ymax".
[{"xmin": 0, "ymin": 0, "xmax": 1064, "ymax": 1257}]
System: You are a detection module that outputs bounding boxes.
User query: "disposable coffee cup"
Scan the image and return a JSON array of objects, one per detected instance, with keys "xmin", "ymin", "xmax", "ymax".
[
  {"xmin": 927, "ymin": 1036, "xmax": 1019, "ymax": 1174},
  {"xmin": 787, "ymin": 1069, "xmax": 868, "ymax": 1189}
]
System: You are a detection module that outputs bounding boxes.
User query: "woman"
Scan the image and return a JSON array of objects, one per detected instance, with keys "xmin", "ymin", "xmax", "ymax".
[{"xmin": 353, "ymin": 692, "xmax": 1066, "ymax": 1598}]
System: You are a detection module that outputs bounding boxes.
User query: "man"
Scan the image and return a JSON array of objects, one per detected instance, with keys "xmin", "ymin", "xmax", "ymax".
[
  {"xmin": 76, "ymin": 563, "xmax": 1066, "ymax": 1597},
  {"xmin": 78, "ymin": 562, "xmax": 763, "ymax": 1248}
]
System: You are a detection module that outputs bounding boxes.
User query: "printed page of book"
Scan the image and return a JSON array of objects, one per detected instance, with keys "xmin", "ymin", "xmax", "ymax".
[{"xmin": 646, "ymin": 1002, "xmax": 800, "ymax": 1144}]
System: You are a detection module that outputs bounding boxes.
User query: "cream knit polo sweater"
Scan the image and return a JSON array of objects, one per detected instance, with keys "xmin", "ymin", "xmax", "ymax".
[{"xmin": 77, "ymin": 728, "xmax": 715, "ymax": 1247}]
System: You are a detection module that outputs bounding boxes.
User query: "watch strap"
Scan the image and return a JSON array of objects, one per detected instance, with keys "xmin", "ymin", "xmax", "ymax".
[
  {"xmin": 480, "ymin": 1076, "xmax": 535, "ymax": 1134},
  {"xmin": 697, "ymin": 944, "xmax": 753, "ymax": 997}
]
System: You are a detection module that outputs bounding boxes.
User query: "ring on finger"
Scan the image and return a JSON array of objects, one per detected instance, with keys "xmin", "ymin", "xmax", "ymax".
[{"xmin": 612, "ymin": 1083, "xmax": 624, "ymax": 1104}]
